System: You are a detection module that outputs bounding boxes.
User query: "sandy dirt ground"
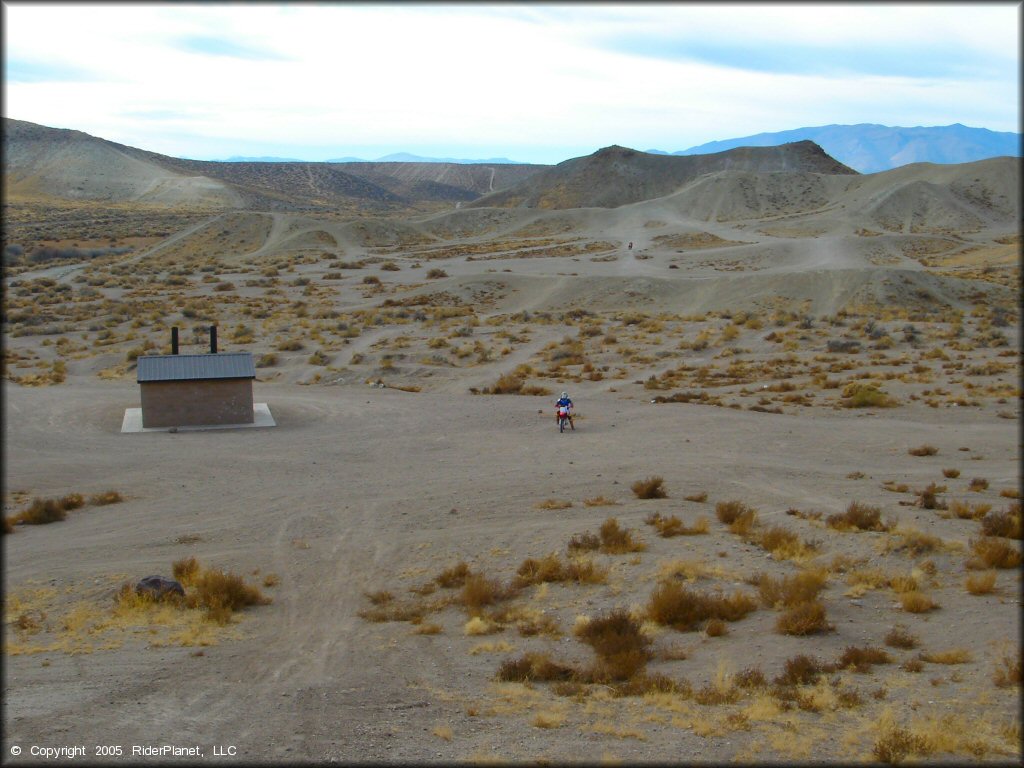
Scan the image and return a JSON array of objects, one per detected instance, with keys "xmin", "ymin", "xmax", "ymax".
[{"xmin": 3, "ymin": 370, "xmax": 1020, "ymax": 763}]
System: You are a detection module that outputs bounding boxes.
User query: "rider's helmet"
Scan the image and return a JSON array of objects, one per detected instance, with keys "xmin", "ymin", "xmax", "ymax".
[{"xmin": 561, "ymin": 391, "xmax": 568, "ymax": 399}]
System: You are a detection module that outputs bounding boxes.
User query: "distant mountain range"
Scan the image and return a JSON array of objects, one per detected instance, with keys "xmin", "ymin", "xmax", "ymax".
[
  {"xmin": 647, "ymin": 123, "xmax": 1021, "ymax": 174},
  {"xmin": 219, "ymin": 152, "xmax": 522, "ymax": 164}
]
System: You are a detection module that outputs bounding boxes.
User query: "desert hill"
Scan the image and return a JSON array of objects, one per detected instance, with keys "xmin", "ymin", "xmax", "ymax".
[
  {"xmin": 470, "ymin": 142, "xmax": 857, "ymax": 210},
  {"xmin": 2, "ymin": 118, "xmax": 547, "ymax": 212}
]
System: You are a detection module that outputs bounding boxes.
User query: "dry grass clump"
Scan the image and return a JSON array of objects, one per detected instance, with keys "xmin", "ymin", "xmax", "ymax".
[
  {"xmin": 775, "ymin": 601, "xmax": 832, "ymax": 635},
  {"xmin": 435, "ymin": 561, "xmax": 471, "ymax": 588},
  {"xmin": 460, "ymin": 574, "xmax": 518, "ymax": 615},
  {"xmin": 915, "ymin": 483, "xmax": 947, "ymax": 510},
  {"xmin": 873, "ymin": 726, "xmax": 930, "ymax": 763},
  {"xmin": 186, "ymin": 567, "xmax": 271, "ymax": 624},
  {"xmin": 992, "ymin": 652, "xmax": 1021, "ymax": 688},
  {"xmin": 715, "ymin": 500, "xmax": 754, "ymax": 526},
  {"xmin": 841, "ymin": 382, "xmax": 898, "ymax": 408},
  {"xmin": 884, "ymin": 626, "xmax": 919, "ymax": 649},
  {"xmin": 838, "ymin": 646, "xmax": 893, "ymax": 672},
  {"xmin": 773, "ymin": 654, "xmax": 832, "ymax": 686},
  {"xmin": 886, "ymin": 527, "xmax": 943, "ymax": 555},
  {"xmin": 942, "ymin": 468, "xmax": 961, "ymax": 478},
  {"xmin": 514, "ymin": 553, "xmax": 606, "ymax": 586},
  {"xmin": 630, "ymin": 476, "xmax": 667, "ymax": 499},
  {"xmin": 88, "ymin": 490, "xmax": 124, "ymax": 505},
  {"xmin": 645, "ymin": 581, "xmax": 757, "ymax": 631},
  {"xmin": 172, "ymin": 556, "xmax": 201, "ymax": 586},
  {"xmin": 575, "ymin": 608, "xmax": 653, "ymax": 681},
  {"xmin": 483, "ymin": 371, "xmax": 551, "ymax": 396},
  {"xmin": 684, "ymin": 491, "xmax": 708, "ymax": 503},
  {"xmin": 980, "ymin": 505, "xmax": 1022, "ymax": 539},
  {"xmin": 968, "ymin": 537, "xmax": 1022, "ymax": 569},
  {"xmin": 919, "ymin": 648, "xmax": 971, "ymax": 664},
  {"xmin": 12, "ymin": 493, "xmax": 86, "ymax": 525},
  {"xmin": 757, "ymin": 569, "xmax": 827, "ymax": 608},
  {"xmin": 908, "ymin": 445, "xmax": 939, "ymax": 456},
  {"xmin": 598, "ymin": 518, "xmax": 646, "ymax": 554},
  {"xmin": 949, "ymin": 499, "xmax": 991, "ymax": 520},
  {"xmin": 497, "ymin": 652, "xmax": 578, "ymax": 683},
  {"xmin": 644, "ymin": 512, "xmax": 709, "ymax": 537},
  {"xmin": 753, "ymin": 525, "xmax": 816, "ymax": 560},
  {"xmin": 827, "ymin": 502, "xmax": 892, "ymax": 532},
  {"xmin": 968, "ymin": 477, "xmax": 989, "ymax": 492},
  {"xmin": 583, "ymin": 495, "xmax": 618, "ymax": 507},
  {"xmin": 965, "ymin": 571, "xmax": 997, "ymax": 595},
  {"xmin": 567, "ymin": 531, "xmax": 601, "ymax": 552},
  {"xmin": 898, "ymin": 591, "xmax": 938, "ymax": 613},
  {"xmin": 535, "ymin": 498, "xmax": 573, "ymax": 510}
]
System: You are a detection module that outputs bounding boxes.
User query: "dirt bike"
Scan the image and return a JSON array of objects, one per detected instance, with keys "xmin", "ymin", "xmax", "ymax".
[{"xmin": 557, "ymin": 405, "xmax": 574, "ymax": 433}]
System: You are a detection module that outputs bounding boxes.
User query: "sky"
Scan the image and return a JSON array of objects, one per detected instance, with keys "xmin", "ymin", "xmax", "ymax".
[{"xmin": 3, "ymin": 2, "xmax": 1020, "ymax": 165}]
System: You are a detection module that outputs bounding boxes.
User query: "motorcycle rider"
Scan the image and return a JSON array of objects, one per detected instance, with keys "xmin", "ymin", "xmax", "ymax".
[{"xmin": 555, "ymin": 391, "xmax": 574, "ymax": 428}]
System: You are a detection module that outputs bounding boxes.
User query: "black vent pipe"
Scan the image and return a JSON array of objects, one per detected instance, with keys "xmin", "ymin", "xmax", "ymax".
[
  {"xmin": 210, "ymin": 325, "xmax": 217, "ymax": 354},
  {"xmin": 171, "ymin": 327, "xmax": 179, "ymax": 355}
]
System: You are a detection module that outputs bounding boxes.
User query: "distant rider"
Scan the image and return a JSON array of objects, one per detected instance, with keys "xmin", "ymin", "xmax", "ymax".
[{"xmin": 555, "ymin": 391, "xmax": 574, "ymax": 428}]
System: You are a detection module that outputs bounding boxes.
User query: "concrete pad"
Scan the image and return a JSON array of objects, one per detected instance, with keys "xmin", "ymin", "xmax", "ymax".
[{"xmin": 121, "ymin": 403, "xmax": 276, "ymax": 433}]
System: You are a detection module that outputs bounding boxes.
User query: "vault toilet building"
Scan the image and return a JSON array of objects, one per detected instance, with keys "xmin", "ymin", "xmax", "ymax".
[{"xmin": 136, "ymin": 326, "xmax": 256, "ymax": 429}]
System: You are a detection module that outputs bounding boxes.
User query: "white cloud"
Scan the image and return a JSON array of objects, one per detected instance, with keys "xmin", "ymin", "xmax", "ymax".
[{"xmin": 4, "ymin": 3, "xmax": 1018, "ymax": 162}]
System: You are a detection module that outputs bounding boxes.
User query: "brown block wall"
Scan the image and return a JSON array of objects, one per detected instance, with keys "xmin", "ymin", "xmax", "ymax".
[{"xmin": 140, "ymin": 379, "xmax": 254, "ymax": 428}]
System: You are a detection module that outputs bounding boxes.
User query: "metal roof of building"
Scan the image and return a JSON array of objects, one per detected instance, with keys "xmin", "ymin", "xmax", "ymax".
[{"xmin": 137, "ymin": 353, "xmax": 255, "ymax": 383}]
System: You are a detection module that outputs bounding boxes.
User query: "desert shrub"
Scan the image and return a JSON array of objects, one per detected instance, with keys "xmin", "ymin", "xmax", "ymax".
[
  {"xmin": 277, "ymin": 338, "xmax": 304, "ymax": 351},
  {"xmin": 968, "ymin": 477, "xmax": 989, "ymax": 492},
  {"xmin": 14, "ymin": 493, "xmax": 85, "ymax": 525},
  {"xmin": 583, "ymin": 496, "xmax": 618, "ymax": 507},
  {"xmin": 187, "ymin": 567, "xmax": 270, "ymax": 624},
  {"xmin": 213, "ymin": 281, "xmax": 235, "ymax": 291},
  {"xmin": 684, "ymin": 491, "xmax": 708, "ymax": 503},
  {"xmin": 898, "ymin": 591, "xmax": 937, "ymax": 613},
  {"xmin": 993, "ymin": 652, "xmax": 1021, "ymax": 687},
  {"xmin": 646, "ymin": 581, "xmax": 757, "ymax": 631},
  {"xmin": 841, "ymin": 382, "xmax": 898, "ymax": 408},
  {"xmin": 567, "ymin": 531, "xmax": 600, "ymax": 552},
  {"xmin": 172, "ymin": 556, "xmax": 201, "ymax": 586},
  {"xmin": 838, "ymin": 646, "xmax": 892, "ymax": 672},
  {"xmin": 890, "ymin": 527, "xmax": 942, "ymax": 555},
  {"xmin": 598, "ymin": 518, "xmax": 646, "ymax": 554},
  {"xmin": 916, "ymin": 483, "xmax": 947, "ymax": 510},
  {"xmin": 575, "ymin": 608, "xmax": 652, "ymax": 681},
  {"xmin": 535, "ymin": 499, "xmax": 572, "ymax": 510},
  {"xmin": 631, "ymin": 476, "xmax": 667, "ymax": 499},
  {"xmin": 497, "ymin": 652, "xmax": 578, "ymax": 683},
  {"xmin": 435, "ymin": 561, "xmax": 471, "ymax": 588},
  {"xmin": 965, "ymin": 571, "xmax": 997, "ymax": 595},
  {"xmin": 426, "ymin": 268, "xmax": 447, "ymax": 279},
  {"xmin": 308, "ymin": 350, "xmax": 329, "ymax": 366},
  {"xmin": 88, "ymin": 490, "xmax": 124, "ymax": 505},
  {"xmin": 884, "ymin": 626, "xmax": 919, "ymax": 649},
  {"xmin": 734, "ymin": 667, "xmax": 767, "ymax": 689},
  {"xmin": 942, "ymin": 468, "xmax": 960, "ymax": 478},
  {"xmin": 969, "ymin": 537, "xmax": 1021, "ymax": 569},
  {"xmin": 827, "ymin": 502, "xmax": 891, "ymax": 532},
  {"xmin": 362, "ymin": 275, "xmax": 381, "ymax": 285},
  {"xmin": 715, "ymin": 500, "xmax": 754, "ymax": 526},
  {"xmin": 775, "ymin": 601, "xmax": 831, "ymax": 635},
  {"xmin": 460, "ymin": 574, "xmax": 517, "ymax": 614},
  {"xmin": 755, "ymin": 525, "xmax": 805, "ymax": 555},
  {"xmin": 645, "ymin": 512, "xmax": 708, "ymax": 537},
  {"xmin": 256, "ymin": 353, "xmax": 278, "ymax": 367},
  {"xmin": 873, "ymin": 727, "xmax": 930, "ymax": 763},
  {"xmin": 757, "ymin": 569, "xmax": 827, "ymax": 608},
  {"xmin": 774, "ymin": 655, "xmax": 829, "ymax": 686},
  {"xmin": 704, "ymin": 619, "xmax": 728, "ymax": 637},
  {"xmin": 920, "ymin": 648, "xmax": 971, "ymax": 664},
  {"xmin": 949, "ymin": 499, "xmax": 990, "ymax": 520},
  {"xmin": 980, "ymin": 506, "xmax": 1022, "ymax": 539},
  {"xmin": 908, "ymin": 445, "xmax": 938, "ymax": 456}
]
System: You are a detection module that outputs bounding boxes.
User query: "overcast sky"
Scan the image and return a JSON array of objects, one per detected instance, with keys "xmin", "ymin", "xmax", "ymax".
[{"xmin": 3, "ymin": 2, "xmax": 1020, "ymax": 164}]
